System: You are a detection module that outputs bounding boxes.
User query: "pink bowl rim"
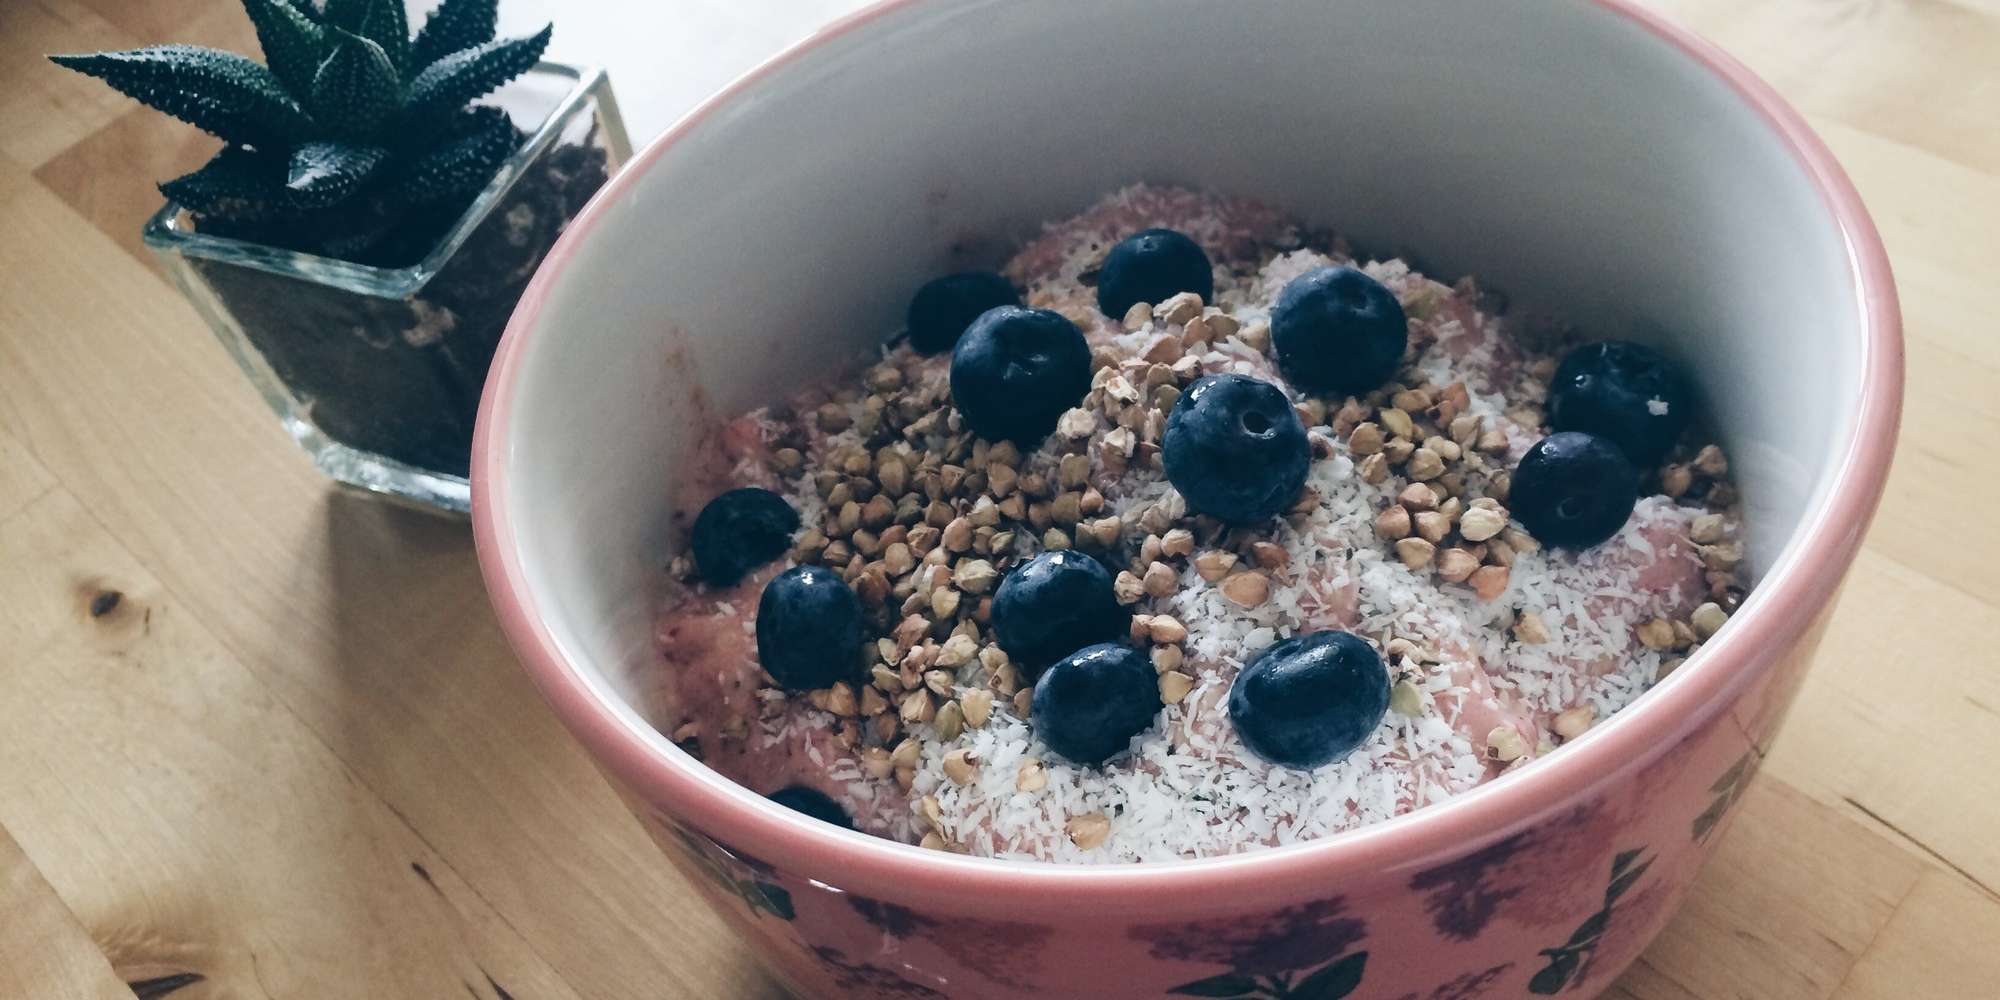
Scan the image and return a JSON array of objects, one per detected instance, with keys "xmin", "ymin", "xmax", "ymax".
[{"xmin": 473, "ymin": 0, "xmax": 1902, "ymax": 910}]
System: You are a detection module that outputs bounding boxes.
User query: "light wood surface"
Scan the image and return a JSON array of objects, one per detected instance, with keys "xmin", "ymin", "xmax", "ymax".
[{"xmin": 0, "ymin": 2, "xmax": 1994, "ymax": 998}]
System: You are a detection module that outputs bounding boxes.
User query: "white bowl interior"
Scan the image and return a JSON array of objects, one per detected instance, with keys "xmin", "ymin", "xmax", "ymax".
[{"xmin": 493, "ymin": 0, "xmax": 1862, "ymax": 739}]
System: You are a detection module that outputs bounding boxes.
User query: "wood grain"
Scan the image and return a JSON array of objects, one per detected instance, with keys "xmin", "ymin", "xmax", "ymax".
[
  {"xmin": 1623, "ymin": 780, "xmax": 1923, "ymax": 1000},
  {"xmin": 1654, "ymin": 0, "xmax": 2000, "ymax": 175},
  {"xmin": 34, "ymin": 106, "xmax": 220, "ymax": 270},
  {"xmin": 0, "ymin": 158, "xmax": 786, "ymax": 999},
  {"xmin": 0, "ymin": 418, "xmax": 57, "ymax": 524},
  {"xmin": 1807, "ymin": 121, "xmax": 2000, "ymax": 607},
  {"xmin": 0, "ymin": 486, "xmax": 583, "ymax": 1000},
  {"xmin": 0, "ymin": 0, "xmax": 136, "ymax": 167},
  {"xmin": 0, "ymin": 824, "xmax": 131, "ymax": 1000},
  {"xmin": 0, "ymin": 1, "xmax": 1995, "ymax": 998},
  {"xmin": 1832, "ymin": 872, "xmax": 2000, "ymax": 1000}
]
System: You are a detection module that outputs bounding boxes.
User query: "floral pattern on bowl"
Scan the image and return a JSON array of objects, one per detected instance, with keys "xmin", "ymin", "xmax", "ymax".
[
  {"xmin": 613, "ymin": 663, "xmax": 1786, "ymax": 1000},
  {"xmin": 1133, "ymin": 897, "xmax": 1369, "ymax": 999}
]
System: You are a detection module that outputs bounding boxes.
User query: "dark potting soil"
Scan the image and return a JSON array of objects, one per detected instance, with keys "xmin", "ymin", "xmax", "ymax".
[{"xmin": 191, "ymin": 141, "xmax": 610, "ymax": 478}]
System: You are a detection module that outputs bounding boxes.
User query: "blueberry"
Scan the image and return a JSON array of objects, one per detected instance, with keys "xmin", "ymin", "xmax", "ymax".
[
  {"xmin": 1510, "ymin": 431, "xmax": 1640, "ymax": 548},
  {"xmin": 1162, "ymin": 373, "xmax": 1310, "ymax": 524},
  {"xmin": 690, "ymin": 487, "xmax": 799, "ymax": 585},
  {"xmin": 1229, "ymin": 630, "xmax": 1389, "ymax": 769},
  {"xmin": 767, "ymin": 785, "xmax": 854, "ymax": 829},
  {"xmin": 906, "ymin": 271, "xmax": 1020, "ymax": 355},
  {"xmin": 755, "ymin": 565, "xmax": 864, "ymax": 690},
  {"xmin": 1269, "ymin": 266, "xmax": 1408, "ymax": 395},
  {"xmin": 1548, "ymin": 341, "xmax": 1693, "ymax": 466},
  {"xmin": 1096, "ymin": 228, "xmax": 1214, "ymax": 318},
  {"xmin": 949, "ymin": 306, "xmax": 1091, "ymax": 445},
  {"xmin": 1031, "ymin": 642, "xmax": 1162, "ymax": 765},
  {"xmin": 991, "ymin": 551, "xmax": 1130, "ymax": 674}
]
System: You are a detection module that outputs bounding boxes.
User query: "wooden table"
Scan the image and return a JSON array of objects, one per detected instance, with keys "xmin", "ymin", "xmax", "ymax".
[{"xmin": 2, "ymin": 1, "xmax": 1996, "ymax": 997}]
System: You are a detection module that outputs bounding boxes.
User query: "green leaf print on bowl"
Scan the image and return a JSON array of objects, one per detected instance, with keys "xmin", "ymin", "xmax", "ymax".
[
  {"xmin": 670, "ymin": 827, "xmax": 795, "ymax": 922},
  {"xmin": 1526, "ymin": 847, "xmax": 1654, "ymax": 995},
  {"xmin": 1692, "ymin": 750, "xmax": 1761, "ymax": 843},
  {"xmin": 1136, "ymin": 895, "xmax": 1371, "ymax": 999},
  {"xmin": 1167, "ymin": 952, "xmax": 1369, "ymax": 999}
]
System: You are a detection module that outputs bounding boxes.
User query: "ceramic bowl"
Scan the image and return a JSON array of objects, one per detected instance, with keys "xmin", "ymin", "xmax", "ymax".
[{"xmin": 472, "ymin": 1, "xmax": 1901, "ymax": 996}]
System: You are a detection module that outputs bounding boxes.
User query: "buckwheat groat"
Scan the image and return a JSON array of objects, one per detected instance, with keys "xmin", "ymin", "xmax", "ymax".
[{"xmin": 643, "ymin": 185, "xmax": 1748, "ymax": 863}]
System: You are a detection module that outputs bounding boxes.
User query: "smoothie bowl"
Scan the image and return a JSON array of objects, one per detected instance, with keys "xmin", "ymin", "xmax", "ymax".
[{"xmin": 471, "ymin": 1, "xmax": 1901, "ymax": 997}]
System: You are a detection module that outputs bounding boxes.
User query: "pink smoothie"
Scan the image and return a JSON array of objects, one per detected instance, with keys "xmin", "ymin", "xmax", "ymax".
[{"xmin": 644, "ymin": 185, "xmax": 1741, "ymax": 862}]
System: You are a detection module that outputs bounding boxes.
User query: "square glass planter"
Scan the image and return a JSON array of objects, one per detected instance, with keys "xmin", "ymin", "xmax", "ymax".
[{"xmin": 144, "ymin": 61, "xmax": 630, "ymax": 515}]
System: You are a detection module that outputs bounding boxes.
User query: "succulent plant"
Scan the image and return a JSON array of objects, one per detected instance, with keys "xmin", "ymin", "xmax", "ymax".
[{"xmin": 52, "ymin": 0, "xmax": 552, "ymax": 266}]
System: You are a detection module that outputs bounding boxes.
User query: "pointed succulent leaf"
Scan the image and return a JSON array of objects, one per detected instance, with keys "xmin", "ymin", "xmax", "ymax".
[
  {"xmin": 397, "ymin": 106, "xmax": 520, "ymax": 204},
  {"xmin": 241, "ymin": 0, "xmax": 327, "ymax": 96},
  {"xmin": 282, "ymin": 0, "xmax": 322, "ymax": 22},
  {"xmin": 318, "ymin": 0, "xmax": 365, "ymax": 30},
  {"xmin": 49, "ymin": 46, "xmax": 312, "ymax": 146},
  {"xmin": 359, "ymin": 0, "xmax": 410, "ymax": 73},
  {"xmin": 321, "ymin": 0, "xmax": 408, "ymax": 72},
  {"xmin": 411, "ymin": 0, "xmax": 498, "ymax": 69},
  {"xmin": 310, "ymin": 29, "xmax": 398, "ymax": 137},
  {"xmin": 159, "ymin": 145, "xmax": 290, "ymax": 218},
  {"xmin": 403, "ymin": 24, "xmax": 550, "ymax": 124},
  {"xmin": 285, "ymin": 141, "xmax": 388, "ymax": 207}
]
